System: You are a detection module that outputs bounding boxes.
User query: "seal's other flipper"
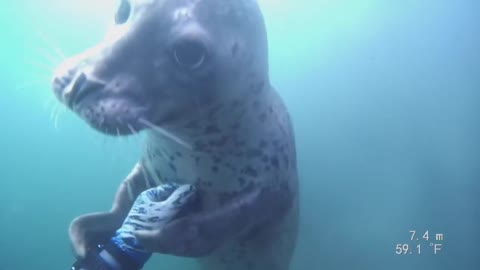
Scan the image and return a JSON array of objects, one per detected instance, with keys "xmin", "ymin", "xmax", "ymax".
[
  {"xmin": 69, "ymin": 212, "xmax": 125, "ymax": 258},
  {"xmin": 69, "ymin": 164, "xmax": 149, "ymax": 258},
  {"xmin": 69, "ymin": 183, "xmax": 197, "ymax": 259}
]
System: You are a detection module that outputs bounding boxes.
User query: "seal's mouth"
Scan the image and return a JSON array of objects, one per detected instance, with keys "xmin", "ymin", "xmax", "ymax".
[
  {"xmin": 52, "ymin": 71, "xmax": 150, "ymax": 137},
  {"xmin": 51, "ymin": 69, "xmax": 99, "ymax": 109}
]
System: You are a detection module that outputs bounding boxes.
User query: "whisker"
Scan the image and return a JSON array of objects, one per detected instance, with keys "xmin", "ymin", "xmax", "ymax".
[
  {"xmin": 100, "ymin": 133, "xmax": 117, "ymax": 172},
  {"xmin": 127, "ymin": 124, "xmax": 138, "ymax": 135},
  {"xmin": 139, "ymin": 161, "xmax": 153, "ymax": 188},
  {"xmin": 55, "ymin": 106, "xmax": 67, "ymax": 129},
  {"xmin": 33, "ymin": 28, "xmax": 67, "ymax": 62},
  {"xmin": 54, "ymin": 109, "xmax": 61, "ymax": 129},
  {"xmin": 125, "ymin": 124, "xmax": 141, "ymax": 147},
  {"xmin": 126, "ymin": 181, "xmax": 134, "ymax": 201},
  {"xmin": 24, "ymin": 60, "xmax": 56, "ymax": 73},
  {"xmin": 49, "ymin": 102, "xmax": 62, "ymax": 121},
  {"xmin": 13, "ymin": 79, "xmax": 49, "ymax": 91},
  {"xmin": 158, "ymin": 148, "xmax": 171, "ymax": 164},
  {"xmin": 43, "ymin": 96, "xmax": 56, "ymax": 111},
  {"xmin": 110, "ymin": 135, "xmax": 127, "ymax": 175},
  {"xmin": 142, "ymin": 147, "xmax": 163, "ymax": 186},
  {"xmin": 139, "ymin": 118, "xmax": 192, "ymax": 150},
  {"xmin": 102, "ymin": 134, "xmax": 108, "ymax": 149},
  {"xmin": 26, "ymin": 46, "xmax": 64, "ymax": 68},
  {"xmin": 22, "ymin": 69, "xmax": 52, "ymax": 78},
  {"xmin": 125, "ymin": 133, "xmax": 130, "ymax": 145},
  {"xmin": 116, "ymin": 126, "xmax": 129, "ymax": 146},
  {"xmin": 20, "ymin": 71, "xmax": 54, "ymax": 83},
  {"xmin": 48, "ymin": 102, "xmax": 65, "ymax": 130}
]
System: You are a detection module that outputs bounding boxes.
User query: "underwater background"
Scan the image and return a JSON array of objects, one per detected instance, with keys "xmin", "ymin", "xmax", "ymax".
[{"xmin": 0, "ymin": 0, "xmax": 479, "ymax": 269}]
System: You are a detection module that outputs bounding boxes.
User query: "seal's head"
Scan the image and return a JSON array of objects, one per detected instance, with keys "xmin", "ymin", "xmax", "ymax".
[{"xmin": 52, "ymin": 0, "xmax": 269, "ymax": 136}]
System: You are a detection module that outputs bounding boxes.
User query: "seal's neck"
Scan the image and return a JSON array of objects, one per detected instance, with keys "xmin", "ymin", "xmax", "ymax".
[
  {"xmin": 146, "ymin": 83, "xmax": 276, "ymax": 154},
  {"xmin": 140, "ymin": 84, "xmax": 291, "ymax": 187}
]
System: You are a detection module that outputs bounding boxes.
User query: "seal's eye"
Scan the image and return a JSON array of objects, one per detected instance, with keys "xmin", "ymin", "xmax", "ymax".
[
  {"xmin": 115, "ymin": 0, "xmax": 131, "ymax": 24},
  {"xmin": 173, "ymin": 40, "xmax": 207, "ymax": 69}
]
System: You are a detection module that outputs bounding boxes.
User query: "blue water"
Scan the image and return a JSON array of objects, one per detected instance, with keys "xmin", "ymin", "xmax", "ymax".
[{"xmin": 0, "ymin": 0, "xmax": 479, "ymax": 269}]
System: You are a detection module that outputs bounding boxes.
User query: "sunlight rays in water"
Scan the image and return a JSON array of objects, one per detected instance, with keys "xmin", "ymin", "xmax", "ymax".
[
  {"xmin": 17, "ymin": 27, "xmax": 68, "ymax": 131},
  {"xmin": 32, "ymin": 27, "xmax": 67, "ymax": 62},
  {"xmin": 13, "ymin": 7, "xmax": 190, "ymax": 184},
  {"xmin": 24, "ymin": 59, "xmax": 57, "ymax": 74}
]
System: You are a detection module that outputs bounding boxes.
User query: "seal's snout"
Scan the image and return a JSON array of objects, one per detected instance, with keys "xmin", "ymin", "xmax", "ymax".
[
  {"xmin": 67, "ymin": 73, "xmax": 105, "ymax": 109},
  {"xmin": 51, "ymin": 76, "xmax": 69, "ymax": 100},
  {"xmin": 51, "ymin": 60, "xmax": 76, "ymax": 102},
  {"xmin": 51, "ymin": 53, "xmax": 88, "ymax": 105}
]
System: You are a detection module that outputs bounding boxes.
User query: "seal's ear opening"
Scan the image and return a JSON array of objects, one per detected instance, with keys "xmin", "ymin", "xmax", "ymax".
[{"xmin": 173, "ymin": 39, "xmax": 207, "ymax": 70}]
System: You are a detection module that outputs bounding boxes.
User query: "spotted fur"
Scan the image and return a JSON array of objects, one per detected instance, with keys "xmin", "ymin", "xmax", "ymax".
[{"xmin": 53, "ymin": 0, "xmax": 299, "ymax": 269}]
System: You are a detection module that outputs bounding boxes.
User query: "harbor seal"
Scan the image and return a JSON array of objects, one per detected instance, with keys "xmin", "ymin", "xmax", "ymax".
[{"xmin": 51, "ymin": 0, "xmax": 299, "ymax": 269}]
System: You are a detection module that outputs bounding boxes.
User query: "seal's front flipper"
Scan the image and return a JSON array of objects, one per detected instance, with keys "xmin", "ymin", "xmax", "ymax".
[
  {"xmin": 69, "ymin": 164, "xmax": 150, "ymax": 258},
  {"xmin": 69, "ymin": 212, "xmax": 124, "ymax": 258},
  {"xmin": 69, "ymin": 184, "xmax": 196, "ymax": 270},
  {"xmin": 134, "ymin": 183, "xmax": 294, "ymax": 257}
]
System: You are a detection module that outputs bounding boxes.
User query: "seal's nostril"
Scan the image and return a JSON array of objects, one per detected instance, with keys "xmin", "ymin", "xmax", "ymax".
[
  {"xmin": 68, "ymin": 73, "xmax": 105, "ymax": 108},
  {"xmin": 72, "ymin": 73, "xmax": 87, "ymax": 93},
  {"xmin": 67, "ymin": 73, "xmax": 87, "ymax": 107}
]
